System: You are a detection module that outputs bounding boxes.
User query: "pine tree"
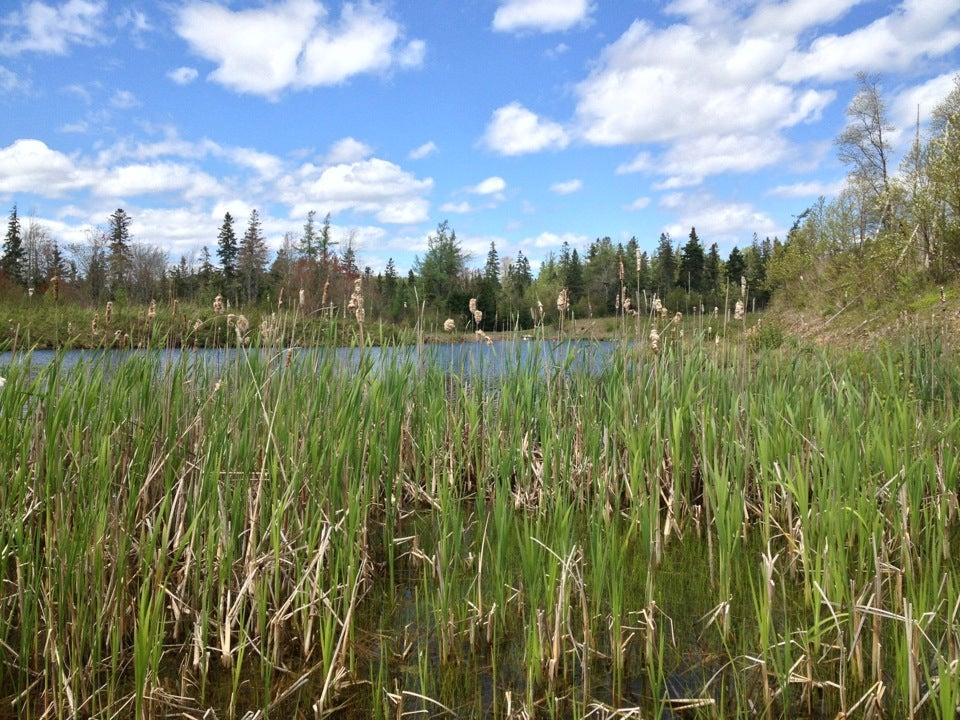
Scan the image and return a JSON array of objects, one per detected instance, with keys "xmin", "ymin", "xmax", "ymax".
[
  {"xmin": 655, "ymin": 232, "xmax": 676, "ymax": 293},
  {"xmin": 1, "ymin": 204, "xmax": 25, "ymax": 284},
  {"xmin": 484, "ymin": 241, "xmax": 501, "ymax": 288},
  {"xmin": 300, "ymin": 210, "xmax": 318, "ymax": 261},
  {"xmin": 513, "ymin": 251, "xmax": 533, "ymax": 296},
  {"xmin": 198, "ymin": 246, "xmax": 215, "ymax": 287},
  {"xmin": 107, "ymin": 208, "xmax": 132, "ymax": 293},
  {"xmin": 217, "ymin": 213, "xmax": 239, "ymax": 295},
  {"xmin": 704, "ymin": 242, "xmax": 721, "ymax": 296},
  {"xmin": 383, "ymin": 258, "xmax": 398, "ymax": 298},
  {"xmin": 679, "ymin": 227, "xmax": 706, "ymax": 292},
  {"xmin": 726, "ymin": 246, "xmax": 746, "ymax": 287},
  {"xmin": 238, "ymin": 209, "xmax": 268, "ymax": 303},
  {"xmin": 318, "ymin": 212, "xmax": 336, "ymax": 276},
  {"xmin": 566, "ymin": 248, "xmax": 584, "ymax": 302}
]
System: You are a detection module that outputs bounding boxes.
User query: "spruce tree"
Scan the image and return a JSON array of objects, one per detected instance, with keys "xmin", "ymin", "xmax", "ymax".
[
  {"xmin": 1, "ymin": 204, "xmax": 25, "ymax": 284},
  {"xmin": 679, "ymin": 226, "xmax": 706, "ymax": 292},
  {"xmin": 238, "ymin": 209, "xmax": 268, "ymax": 303},
  {"xmin": 217, "ymin": 213, "xmax": 239, "ymax": 294},
  {"xmin": 107, "ymin": 208, "xmax": 132, "ymax": 293},
  {"xmin": 655, "ymin": 232, "xmax": 676, "ymax": 293},
  {"xmin": 566, "ymin": 248, "xmax": 584, "ymax": 302},
  {"xmin": 726, "ymin": 246, "xmax": 746, "ymax": 287},
  {"xmin": 704, "ymin": 242, "xmax": 721, "ymax": 296},
  {"xmin": 300, "ymin": 210, "xmax": 318, "ymax": 261}
]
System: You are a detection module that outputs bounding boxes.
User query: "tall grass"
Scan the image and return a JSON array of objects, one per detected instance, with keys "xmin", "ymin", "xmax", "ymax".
[{"xmin": 0, "ymin": 319, "xmax": 957, "ymax": 718}]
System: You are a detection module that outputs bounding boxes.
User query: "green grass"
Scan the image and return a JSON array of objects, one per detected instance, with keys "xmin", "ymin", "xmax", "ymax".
[{"xmin": 0, "ymin": 315, "xmax": 957, "ymax": 718}]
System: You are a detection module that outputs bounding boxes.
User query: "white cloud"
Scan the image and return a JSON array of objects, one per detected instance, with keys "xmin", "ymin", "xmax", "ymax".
[
  {"xmin": 522, "ymin": 231, "xmax": 588, "ymax": 248},
  {"xmin": 96, "ymin": 163, "xmax": 223, "ymax": 199},
  {"xmin": 493, "ymin": 0, "xmax": 592, "ymax": 33},
  {"xmin": 625, "ymin": 196, "xmax": 650, "ymax": 211},
  {"xmin": 656, "ymin": 133, "xmax": 791, "ymax": 187},
  {"xmin": 472, "ymin": 176, "xmax": 507, "ymax": 195},
  {"xmin": 110, "ymin": 89, "xmax": 138, "ymax": 109},
  {"xmin": 0, "ymin": 139, "xmax": 94, "ymax": 196},
  {"xmin": 616, "ymin": 152, "xmax": 653, "ymax": 175},
  {"xmin": 167, "ymin": 66, "xmax": 199, "ymax": 85},
  {"xmin": 891, "ymin": 71, "xmax": 959, "ymax": 128},
  {"xmin": 439, "ymin": 200, "xmax": 473, "ymax": 214},
  {"xmin": 746, "ymin": 0, "xmax": 866, "ymax": 36},
  {"xmin": 175, "ymin": 0, "xmax": 425, "ymax": 98},
  {"xmin": 575, "ymin": 20, "xmax": 833, "ymax": 146},
  {"xmin": 662, "ymin": 193, "xmax": 782, "ymax": 242},
  {"xmin": 279, "ymin": 157, "xmax": 433, "ymax": 224},
  {"xmin": 483, "ymin": 102, "xmax": 570, "ymax": 155},
  {"xmin": 768, "ymin": 180, "xmax": 845, "ymax": 198},
  {"xmin": 325, "ymin": 137, "xmax": 373, "ymax": 165},
  {"xmin": 0, "ymin": 65, "xmax": 25, "ymax": 92},
  {"xmin": 778, "ymin": 0, "xmax": 960, "ymax": 82},
  {"xmin": 0, "ymin": 0, "xmax": 106, "ymax": 55},
  {"xmin": 408, "ymin": 140, "xmax": 437, "ymax": 160},
  {"xmin": 550, "ymin": 178, "xmax": 582, "ymax": 195}
]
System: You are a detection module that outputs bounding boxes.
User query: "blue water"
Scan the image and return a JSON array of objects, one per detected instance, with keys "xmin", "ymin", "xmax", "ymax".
[{"xmin": 0, "ymin": 339, "xmax": 620, "ymax": 378}]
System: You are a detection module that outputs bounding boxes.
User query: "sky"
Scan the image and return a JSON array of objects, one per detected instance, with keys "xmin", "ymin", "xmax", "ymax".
[{"xmin": 0, "ymin": 0, "xmax": 958, "ymax": 273}]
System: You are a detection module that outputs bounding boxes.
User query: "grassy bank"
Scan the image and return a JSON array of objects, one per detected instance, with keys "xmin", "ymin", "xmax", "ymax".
[
  {"xmin": 0, "ymin": 299, "xmax": 645, "ymax": 350},
  {"xmin": 0, "ymin": 317, "xmax": 957, "ymax": 718}
]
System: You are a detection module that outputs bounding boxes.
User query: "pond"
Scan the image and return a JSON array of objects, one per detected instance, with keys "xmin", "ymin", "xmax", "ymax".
[{"xmin": 0, "ymin": 338, "xmax": 621, "ymax": 378}]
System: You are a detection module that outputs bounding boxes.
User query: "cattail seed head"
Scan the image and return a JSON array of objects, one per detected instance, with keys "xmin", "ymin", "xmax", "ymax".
[
  {"xmin": 105, "ymin": 301, "xmax": 113, "ymax": 323},
  {"xmin": 147, "ymin": 299, "xmax": 156, "ymax": 321},
  {"xmin": 213, "ymin": 295, "xmax": 224, "ymax": 314},
  {"xmin": 469, "ymin": 297, "xmax": 477, "ymax": 313},
  {"xmin": 740, "ymin": 275, "xmax": 747, "ymax": 298},
  {"xmin": 91, "ymin": 314, "xmax": 99, "ymax": 334},
  {"xmin": 235, "ymin": 314, "xmax": 250, "ymax": 336},
  {"xmin": 443, "ymin": 318, "xmax": 456, "ymax": 332},
  {"xmin": 652, "ymin": 296, "xmax": 662, "ymax": 314},
  {"xmin": 557, "ymin": 288, "xmax": 569, "ymax": 314},
  {"xmin": 473, "ymin": 309, "xmax": 483, "ymax": 325},
  {"xmin": 734, "ymin": 299, "xmax": 745, "ymax": 321},
  {"xmin": 299, "ymin": 287, "xmax": 305, "ymax": 307},
  {"xmin": 321, "ymin": 280, "xmax": 329, "ymax": 307},
  {"xmin": 649, "ymin": 326, "xmax": 660, "ymax": 354}
]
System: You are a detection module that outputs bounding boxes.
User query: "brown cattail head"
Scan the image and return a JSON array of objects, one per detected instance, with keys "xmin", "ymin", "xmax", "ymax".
[
  {"xmin": 443, "ymin": 318, "xmax": 456, "ymax": 332},
  {"xmin": 234, "ymin": 314, "xmax": 250, "ymax": 340},
  {"xmin": 618, "ymin": 259, "xmax": 624, "ymax": 282},
  {"xmin": 734, "ymin": 299, "xmax": 745, "ymax": 321},
  {"xmin": 348, "ymin": 278, "xmax": 365, "ymax": 323},
  {"xmin": 213, "ymin": 294, "xmax": 224, "ymax": 314},
  {"xmin": 473, "ymin": 309, "xmax": 483, "ymax": 325},
  {"xmin": 105, "ymin": 301, "xmax": 113, "ymax": 323},
  {"xmin": 635, "ymin": 248, "xmax": 642, "ymax": 274},
  {"xmin": 674, "ymin": 311, "xmax": 682, "ymax": 324},
  {"xmin": 299, "ymin": 287, "xmax": 305, "ymax": 307},
  {"xmin": 652, "ymin": 296, "xmax": 663, "ymax": 315},
  {"xmin": 557, "ymin": 288, "xmax": 569, "ymax": 314},
  {"xmin": 740, "ymin": 276, "xmax": 747, "ymax": 299},
  {"xmin": 940, "ymin": 286, "xmax": 946, "ymax": 304},
  {"xmin": 91, "ymin": 313, "xmax": 99, "ymax": 335},
  {"xmin": 147, "ymin": 299, "xmax": 157, "ymax": 321},
  {"xmin": 51, "ymin": 275, "xmax": 60, "ymax": 302},
  {"xmin": 649, "ymin": 326, "xmax": 660, "ymax": 354},
  {"xmin": 469, "ymin": 297, "xmax": 478, "ymax": 313},
  {"xmin": 172, "ymin": 298, "xmax": 178, "ymax": 316},
  {"xmin": 193, "ymin": 318, "xmax": 202, "ymax": 333}
]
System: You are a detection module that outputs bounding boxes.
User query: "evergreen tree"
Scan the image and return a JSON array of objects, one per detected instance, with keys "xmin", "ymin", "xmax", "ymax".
[
  {"xmin": 238, "ymin": 209, "xmax": 268, "ymax": 303},
  {"xmin": 1, "ymin": 204, "xmax": 25, "ymax": 284},
  {"xmin": 513, "ymin": 251, "xmax": 533, "ymax": 296},
  {"xmin": 48, "ymin": 241, "xmax": 66, "ymax": 279},
  {"xmin": 318, "ymin": 212, "xmax": 336, "ymax": 276},
  {"xmin": 414, "ymin": 220, "xmax": 466, "ymax": 313},
  {"xmin": 300, "ymin": 210, "xmax": 318, "ymax": 261},
  {"xmin": 655, "ymin": 233, "xmax": 676, "ymax": 293},
  {"xmin": 483, "ymin": 241, "xmax": 501, "ymax": 288},
  {"xmin": 726, "ymin": 246, "xmax": 746, "ymax": 287},
  {"xmin": 107, "ymin": 208, "xmax": 132, "ymax": 293},
  {"xmin": 383, "ymin": 258, "xmax": 398, "ymax": 297},
  {"xmin": 679, "ymin": 227, "xmax": 706, "ymax": 292},
  {"xmin": 198, "ymin": 246, "xmax": 215, "ymax": 287},
  {"xmin": 566, "ymin": 248, "xmax": 584, "ymax": 302},
  {"xmin": 704, "ymin": 243, "xmax": 721, "ymax": 295},
  {"xmin": 216, "ymin": 212, "xmax": 239, "ymax": 294}
]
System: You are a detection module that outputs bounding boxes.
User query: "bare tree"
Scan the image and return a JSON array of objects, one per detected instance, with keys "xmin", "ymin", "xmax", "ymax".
[{"xmin": 836, "ymin": 73, "xmax": 895, "ymax": 235}]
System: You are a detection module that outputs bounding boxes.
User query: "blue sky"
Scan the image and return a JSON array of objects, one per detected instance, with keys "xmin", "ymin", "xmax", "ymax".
[{"xmin": 0, "ymin": 0, "xmax": 958, "ymax": 272}]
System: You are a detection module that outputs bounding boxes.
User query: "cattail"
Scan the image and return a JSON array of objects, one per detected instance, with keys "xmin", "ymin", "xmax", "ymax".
[
  {"xmin": 105, "ymin": 301, "xmax": 113, "ymax": 323},
  {"xmin": 172, "ymin": 298, "xmax": 178, "ymax": 316},
  {"xmin": 557, "ymin": 289, "xmax": 569, "ymax": 314},
  {"xmin": 635, "ymin": 248, "xmax": 642, "ymax": 274},
  {"xmin": 0, "ymin": 377, "xmax": 6, "ymax": 390},
  {"xmin": 475, "ymin": 329, "xmax": 493, "ymax": 346},
  {"xmin": 147, "ymin": 299, "xmax": 156, "ymax": 321},
  {"xmin": 443, "ymin": 318, "xmax": 456, "ymax": 332},
  {"xmin": 734, "ymin": 299, "xmax": 745, "ymax": 321},
  {"xmin": 537, "ymin": 299, "xmax": 544, "ymax": 319},
  {"xmin": 473, "ymin": 309, "xmax": 483, "ymax": 325},
  {"xmin": 27, "ymin": 287, "xmax": 34, "ymax": 298},
  {"xmin": 649, "ymin": 326, "xmax": 660, "ymax": 354},
  {"xmin": 348, "ymin": 278, "xmax": 365, "ymax": 323},
  {"xmin": 91, "ymin": 314, "xmax": 99, "ymax": 334},
  {"xmin": 299, "ymin": 287, "xmax": 305, "ymax": 307},
  {"xmin": 652, "ymin": 296, "xmax": 662, "ymax": 315},
  {"xmin": 674, "ymin": 311, "xmax": 682, "ymax": 323},
  {"xmin": 213, "ymin": 294, "xmax": 224, "ymax": 314},
  {"xmin": 235, "ymin": 314, "xmax": 250, "ymax": 337},
  {"xmin": 618, "ymin": 259, "xmax": 624, "ymax": 283},
  {"xmin": 51, "ymin": 275, "xmax": 60, "ymax": 302},
  {"xmin": 277, "ymin": 288, "xmax": 284, "ymax": 309},
  {"xmin": 940, "ymin": 286, "xmax": 945, "ymax": 304},
  {"xmin": 193, "ymin": 318, "xmax": 202, "ymax": 333},
  {"xmin": 740, "ymin": 275, "xmax": 746, "ymax": 298},
  {"xmin": 469, "ymin": 298, "xmax": 478, "ymax": 313},
  {"xmin": 713, "ymin": 306, "xmax": 719, "ymax": 317}
]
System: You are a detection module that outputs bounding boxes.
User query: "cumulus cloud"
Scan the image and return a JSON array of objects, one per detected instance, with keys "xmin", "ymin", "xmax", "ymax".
[
  {"xmin": 439, "ymin": 200, "xmax": 473, "ymax": 214},
  {"xmin": 278, "ymin": 157, "xmax": 433, "ymax": 224},
  {"xmin": 408, "ymin": 141, "xmax": 437, "ymax": 160},
  {"xmin": 0, "ymin": 139, "xmax": 94, "ymax": 195},
  {"xmin": 0, "ymin": 0, "xmax": 106, "ymax": 55},
  {"xmin": 662, "ymin": 193, "xmax": 782, "ymax": 242},
  {"xmin": 493, "ymin": 0, "xmax": 593, "ymax": 33},
  {"xmin": 483, "ymin": 103, "xmax": 569, "ymax": 156},
  {"xmin": 891, "ymin": 71, "xmax": 960, "ymax": 128},
  {"xmin": 550, "ymin": 178, "xmax": 582, "ymax": 195},
  {"xmin": 471, "ymin": 176, "xmax": 507, "ymax": 195},
  {"xmin": 768, "ymin": 180, "xmax": 845, "ymax": 198},
  {"xmin": 625, "ymin": 196, "xmax": 650, "ymax": 211},
  {"xmin": 522, "ymin": 231, "xmax": 588, "ymax": 249},
  {"xmin": 325, "ymin": 137, "xmax": 373, "ymax": 165},
  {"xmin": 167, "ymin": 66, "xmax": 199, "ymax": 85},
  {"xmin": 175, "ymin": 0, "xmax": 425, "ymax": 98}
]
